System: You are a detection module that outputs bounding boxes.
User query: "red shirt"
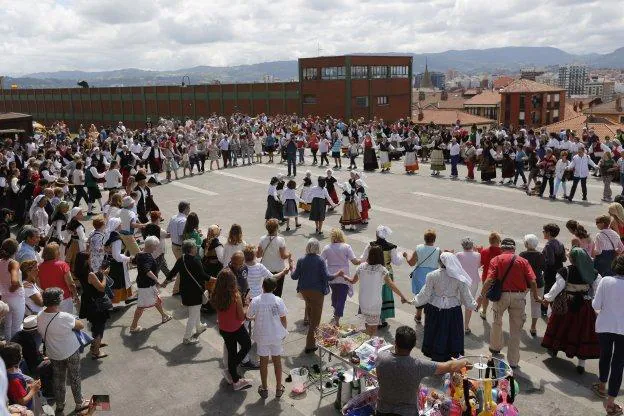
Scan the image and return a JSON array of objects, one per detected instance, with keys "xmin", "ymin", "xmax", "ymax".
[
  {"xmin": 38, "ymin": 260, "xmax": 72, "ymax": 299},
  {"xmin": 217, "ymin": 299, "xmax": 244, "ymax": 333},
  {"xmin": 479, "ymin": 246, "xmax": 502, "ymax": 282},
  {"xmin": 487, "ymin": 252, "xmax": 536, "ymax": 292}
]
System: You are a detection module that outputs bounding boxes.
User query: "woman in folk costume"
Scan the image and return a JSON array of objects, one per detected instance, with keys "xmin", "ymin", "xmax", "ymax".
[
  {"xmin": 64, "ymin": 207, "xmax": 87, "ymax": 274},
  {"xmin": 479, "ymin": 139, "xmax": 498, "ymax": 183},
  {"xmin": 428, "ymin": 135, "xmax": 446, "ymax": 176},
  {"xmin": 354, "ymin": 178, "xmax": 370, "ymax": 224},
  {"xmin": 500, "ymin": 141, "xmax": 516, "ymax": 185},
  {"xmin": 47, "ymin": 201, "xmax": 70, "ymax": 257},
  {"xmin": 309, "ymin": 177, "xmax": 338, "ymax": 235},
  {"xmin": 362, "ymin": 133, "xmax": 379, "ymax": 171},
  {"xmin": 412, "ymin": 252, "xmax": 477, "ymax": 362},
  {"xmin": 265, "ymin": 177, "xmax": 282, "ymax": 221},
  {"xmin": 325, "ymin": 169, "xmax": 340, "ymax": 209},
  {"xmin": 377, "ymin": 135, "xmax": 392, "ymax": 173},
  {"xmin": 105, "ymin": 218, "xmax": 136, "ymax": 305},
  {"xmin": 541, "ymin": 247, "xmax": 601, "ymax": 374},
  {"xmin": 282, "ymin": 179, "xmax": 301, "ymax": 231},
  {"xmin": 403, "ymin": 133, "xmax": 420, "ymax": 174},
  {"xmin": 298, "ymin": 171, "xmax": 312, "ymax": 213},
  {"xmin": 339, "ymin": 181, "xmax": 361, "ymax": 231},
  {"xmin": 360, "ymin": 225, "xmax": 404, "ymax": 328}
]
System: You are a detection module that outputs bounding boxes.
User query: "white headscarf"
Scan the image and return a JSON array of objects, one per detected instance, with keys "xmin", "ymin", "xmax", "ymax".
[
  {"xmin": 68, "ymin": 207, "xmax": 83, "ymax": 222},
  {"xmin": 29, "ymin": 195, "xmax": 45, "ymax": 220},
  {"xmin": 376, "ymin": 225, "xmax": 392, "ymax": 240},
  {"xmin": 107, "ymin": 217, "xmax": 122, "ymax": 234},
  {"xmin": 440, "ymin": 252, "xmax": 472, "ymax": 286}
]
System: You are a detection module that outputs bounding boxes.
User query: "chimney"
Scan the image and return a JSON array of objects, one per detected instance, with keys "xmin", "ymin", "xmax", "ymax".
[
  {"xmin": 579, "ymin": 101, "xmax": 584, "ymax": 110},
  {"xmin": 418, "ymin": 108, "xmax": 424, "ymax": 121},
  {"xmin": 418, "ymin": 91, "xmax": 425, "ymax": 101},
  {"xmin": 573, "ymin": 102, "xmax": 578, "ymax": 112},
  {"xmin": 617, "ymin": 96, "xmax": 623, "ymax": 112},
  {"xmin": 441, "ymin": 91, "xmax": 448, "ymax": 101},
  {"xmin": 477, "ymin": 87, "xmax": 483, "ymax": 94}
]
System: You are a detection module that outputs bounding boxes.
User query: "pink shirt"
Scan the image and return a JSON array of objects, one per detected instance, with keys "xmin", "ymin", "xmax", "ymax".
[
  {"xmin": 456, "ymin": 250, "xmax": 481, "ymax": 287},
  {"xmin": 594, "ymin": 229, "xmax": 624, "ymax": 255}
]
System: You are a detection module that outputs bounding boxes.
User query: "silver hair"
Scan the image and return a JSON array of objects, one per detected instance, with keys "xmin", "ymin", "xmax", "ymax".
[
  {"xmin": 182, "ymin": 239, "xmax": 197, "ymax": 255},
  {"xmin": 461, "ymin": 237, "xmax": 474, "ymax": 250},
  {"xmin": 524, "ymin": 234, "xmax": 539, "ymax": 250},
  {"xmin": 144, "ymin": 236, "xmax": 160, "ymax": 251},
  {"xmin": 42, "ymin": 287, "xmax": 64, "ymax": 307},
  {"xmin": 306, "ymin": 238, "xmax": 320, "ymax": 255}
]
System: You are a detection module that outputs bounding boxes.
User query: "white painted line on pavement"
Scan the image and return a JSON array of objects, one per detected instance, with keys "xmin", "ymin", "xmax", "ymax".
[
  {"xmin": 213, "ymin": 170, "xmax": 267, "ymax": 185},
  {"xmin": 169, "ymin": 181, "xmax": 218, "ymax": 196},
  {"xmin": 411, "ymin": 191, "xmax": 595, "ymax": 228}
]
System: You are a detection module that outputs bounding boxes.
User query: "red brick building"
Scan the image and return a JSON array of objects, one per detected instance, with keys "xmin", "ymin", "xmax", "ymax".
[
  {"xmin": 499, "ymin": 79, "xmax": 566, "ymax": 131},
  {"xmin": 0, "ymin": 55, "xmax": 412, "ymax": 130},
  {"xmin": 299, "ymin": 55, "xmax": 413, "ymax": 121}
]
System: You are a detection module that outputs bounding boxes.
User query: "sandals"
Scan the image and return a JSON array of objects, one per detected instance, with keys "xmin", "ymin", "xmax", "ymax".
[
  {"xmin": 258, "ymin": 386, "xmax": 269, "ymax": 399},
  {"xmin": 480, "ymin": 311, "xmax": 487, "ymax": 320},
  {"xmin": 129, "ymin": 326, "xmax": 144, "ymax": 333},
  {"xmin": 276, "ymin": 385, "xmax": 286, "ymax": 398},
  {"xmin": 607, "ymin": 404, "xmax": 623, "ymax": 416},
  {"xmin": 592, "ymin": 383, "xmax": 607, "ymax": 398},
  {"xmin": 161, "ymin": 315, "xmax": 173, "ymax": 324},
  {"xmin": 464, "ymin": 329, "xmax": 472, "ymax": 335},
  {"xmin": 74, "ymin": 399, "xmax": 91, "ymax": 415},
  {"xmin": 91, "ymin": 352, "xmax": 108, "ymax": 360},
  {"xmin": 530, "ymin": 329, "xmax": 537, "ymax": 337}
]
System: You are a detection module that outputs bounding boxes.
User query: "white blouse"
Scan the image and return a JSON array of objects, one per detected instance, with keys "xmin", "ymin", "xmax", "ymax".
[
  {"xmin": 413, "ymin": 269, "xmax": 477, "ymax": 310},
  {"xmin": 593, "ymin": 275, "xmax": 624, "ymax": 335},
  {"xmin": 31, "ymin": 207, "xmax": 49, "ymax": 237},
  {"xmin": 282, "ymin": 188, "xmax": 300, "ymax": 203}
]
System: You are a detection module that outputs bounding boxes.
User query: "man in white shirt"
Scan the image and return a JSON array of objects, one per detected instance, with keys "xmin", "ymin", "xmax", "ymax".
[
  {"xmin": 448, "ymin": 137, "xmax": 461, "ymax": 179},
  {"xmin": 167, "ymin": 201, "xmax": 190, "ymax": 295},
  {"xmin": 567, "ymin": 146, "xmax": 598, "ymax": 202},
  {"xmin": 219, "ymin": 135, "xmax": 230, "ymax": 168}
]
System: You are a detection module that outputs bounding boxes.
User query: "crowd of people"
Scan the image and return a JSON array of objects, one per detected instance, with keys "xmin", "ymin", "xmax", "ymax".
[{"xmin": 0, "ymin": 113, "xmax": 622, "ymax": 415}]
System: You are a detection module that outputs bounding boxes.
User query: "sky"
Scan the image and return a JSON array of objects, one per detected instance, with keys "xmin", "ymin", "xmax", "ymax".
[{"xmin": 1, "ymin": 0, "xmax": 623, "ymax": 75}]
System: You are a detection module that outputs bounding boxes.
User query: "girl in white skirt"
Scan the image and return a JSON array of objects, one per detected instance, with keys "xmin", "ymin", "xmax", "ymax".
[
  {"xmin": 282, "ymin": 180, "xmax": 301, "ymax": 231},
  {"xmin": 299, "ymin": 171, "xmax": 312, "ymax": 213}
]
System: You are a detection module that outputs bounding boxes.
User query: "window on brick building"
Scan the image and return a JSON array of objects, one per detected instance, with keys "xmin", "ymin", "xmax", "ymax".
[
  {"xmin": 356, "ymin": 96, "xmax": 369, "ymax": 107},
  {"xmin": 303, "ymin": 68, "xmax": 318, "ymax": 80},
  {"xmin": 321, "ymin": 67, "xmax": 345, "ymax": 80},
  {"xmin": 351, "ymin": 66, "xmax": 368, "ymax": 79},
  {"xmin": 377, "ymin": 96, "xmax": 388, "ymax": 105},
  {"xmin": 390, "ymin": 66, "xmax": 408, "ymax": 78},
  {"xmin": 371, "ymin": 66, "xmax": 388, "ymax": 79},
  {"xmin": 303, "ymin": 94, "xmax": 317, "ymax": 104}
]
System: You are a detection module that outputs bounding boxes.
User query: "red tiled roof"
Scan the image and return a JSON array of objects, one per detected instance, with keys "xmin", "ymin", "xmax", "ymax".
[
  {"xmin": 543, "ymin": 114, "xmax": 624, "ymax": 138},
  {"xmin": 412, "ymin": 109, "xmax": 496, "ymax": 126},
  {"xmin": 501, "ymin": 79, "xmax": 565, "ymax": 93},
  {"xmin": 463, "ymin": 91, "xmax": 501, "ymax": 106},
  {"xmin": 493, "ymin": 76, "xmax": 515, "ymax": 90}
]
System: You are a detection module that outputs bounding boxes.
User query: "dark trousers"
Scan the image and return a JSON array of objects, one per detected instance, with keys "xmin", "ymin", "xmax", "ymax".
[
  {"xmin": 539, "ymin": 175, "xmax": 554, "ymax": 196},
  {"xmin": 320, "ymin": 152, "xmax": 329, "ymax": 166},
  {"xmin": 311, "ymin": 149, "xmax": 318, "ymax": 164},
  {"xmin": 198, "ymin": 153, "xmax": 206, "ymax": 172},
  {"xmin": 513, "ymin": 161, "xmax": 527, "ymax": 184},
  {"xmin": 73, "ymin": 185, "xmax": 88, "ymax": 208},
  {"xmin": 220, "ymin": 325, "xmax": 251, "ymax": 384},
  {"xmin": 349, "ymin": 155, "xmax": 357, "ymax": 169},
  {"xmin": 222, "ymin": 150, "xmax": 230, "ymax": 167},
  {"xmin": 569, "ymin": 176, "xmax": 588, "ymax": 200},
  {"xmin": 450, "ymin": 154, "xmax": 460, "ymax": 176},
  {"xmin": 287, "ymin": 154, "xmax": 297, "ymax": 176},
  {"xmin": 272, "ymin": 273, "xmax": 285, "ymax": 297},
  {"xmin": 598, "ymin": 332, "xmax": 624, "ymax": 398}
]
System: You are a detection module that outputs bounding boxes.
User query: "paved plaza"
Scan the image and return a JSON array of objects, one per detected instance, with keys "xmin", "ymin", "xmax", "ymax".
[{"xmin": 80, "ymin": 156, "xmax": 613, "ymax": 415}]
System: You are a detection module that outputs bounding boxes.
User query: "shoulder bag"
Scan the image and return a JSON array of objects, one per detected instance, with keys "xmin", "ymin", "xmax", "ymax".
[
  {"xmin": 409, "ymin": 247, "xmax": 439, "ymax": 279},
  {"xmin": 486, "ymin": 255, "xmax": 516, "ymax": 302},
  {"xmin": 42, "ymin": 312, "xmax": 60, "ymax": 356},
  {"xmin": 551, "ymin": 268, "xmax": 569, "ymax": 315},
  {"xmin": 182, "ymin": 256, "xmax": 210, "ymax": 304}
]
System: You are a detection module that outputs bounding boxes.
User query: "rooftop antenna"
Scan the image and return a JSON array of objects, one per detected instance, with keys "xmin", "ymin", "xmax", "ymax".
[{"xmin": 317, "ymin": 42, "xmax": 323, "ymax": 56}]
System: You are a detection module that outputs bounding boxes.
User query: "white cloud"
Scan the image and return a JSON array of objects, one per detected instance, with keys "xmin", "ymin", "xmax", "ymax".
[{"xmin": 0, "ymin": 0, "xmax": 622, "ymax": 74}]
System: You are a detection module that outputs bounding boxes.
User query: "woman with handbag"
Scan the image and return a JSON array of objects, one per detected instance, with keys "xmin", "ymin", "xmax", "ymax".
[
  {"xmin": 79, "ymin": 261, "xmax": 112, "ymax": 360},
  {"xmin": 541, "ymin": 247, "xmax": 602, "ymax": 374},
  {"xmin": 166, "ymin": 240, "xmax": 213, "ymax": 345},
  {"xmin": 36, "ymin": 287, "xmax": 91, "ymax": 415},
  {"xmin": 404, "ymin": 229, "xmax": 440, "ymax": 325}
]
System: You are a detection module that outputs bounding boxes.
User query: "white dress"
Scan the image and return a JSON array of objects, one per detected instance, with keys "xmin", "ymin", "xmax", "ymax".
[{"xmin": 356, "ymin": 263, "xmax": 388, "ymax": 318}]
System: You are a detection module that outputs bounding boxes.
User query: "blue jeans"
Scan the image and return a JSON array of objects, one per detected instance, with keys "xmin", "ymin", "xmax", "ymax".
[
  {"xmin": 450, "ymin": 154, "xmax": 460, "ymax": 176},
  {"xmin": 513, "ymin": 161, "xmax": 527, "ymax": 184},
  {"xmin": 298, "ymin": 148, "xmax": 305, "ymax": 163}
]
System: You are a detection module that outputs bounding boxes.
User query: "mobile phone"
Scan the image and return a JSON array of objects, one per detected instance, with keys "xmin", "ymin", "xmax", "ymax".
[{"xmin": 91, "ymin": 395, "xmax": 111, "ymax": 411}]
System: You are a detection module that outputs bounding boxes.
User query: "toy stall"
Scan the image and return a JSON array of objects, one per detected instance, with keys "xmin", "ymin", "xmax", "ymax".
[{"xmin": 292, "ymin": 323, "xmax": 520, "ymax": 416}]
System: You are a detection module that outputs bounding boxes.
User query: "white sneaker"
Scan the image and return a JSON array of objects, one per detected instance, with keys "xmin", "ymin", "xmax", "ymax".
[
  {"xmin": 222, "ymin": 369, "xmax": 233, "ymax": 385},
  {"xmin": 194, "ymin": 324, "xmax": 208, "ymax": 337},
  {"xmin": 233, "ymin": 378, "xmax": 252, "ymax": 391},
  {"xmin": 183, "ymin": 338, "xmax": 199, "ymax": 345}
]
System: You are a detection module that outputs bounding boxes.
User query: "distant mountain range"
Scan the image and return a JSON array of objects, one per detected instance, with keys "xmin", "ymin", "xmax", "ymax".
[{"xmin": 4, "ymin": 46, "xmax": 624, "ymax": 88}]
